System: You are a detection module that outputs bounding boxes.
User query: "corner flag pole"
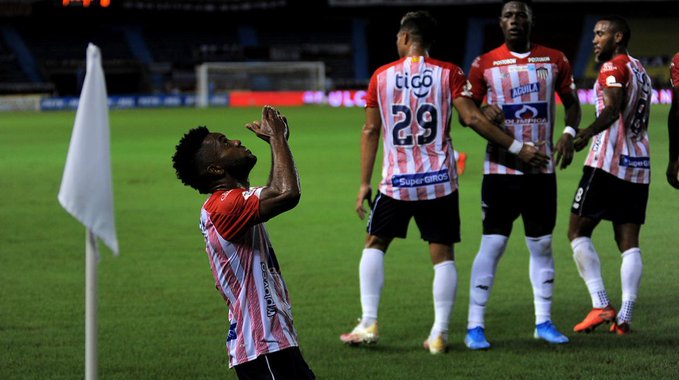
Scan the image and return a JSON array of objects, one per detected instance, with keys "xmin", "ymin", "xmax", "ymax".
[
  {"xmin": 85, "ymin": 229, "xmax": 98, "ymax": 380},
  {"xmin": 57, "ymin": 43, "xmax": 118, "ymax": 380}
]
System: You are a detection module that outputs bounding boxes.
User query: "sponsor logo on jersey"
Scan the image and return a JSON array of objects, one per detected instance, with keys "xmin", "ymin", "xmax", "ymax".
[
  {"xmin": 227, "ymin": 322, "xmax": 237, "ymax": 341},
  {"xmin": 493, "ymin": 58, "xmax": 517, "ymax": 66},
  {"xmin": 528, "ymin": 56, "xmax": 551, "ymax": 63},
  {"xmin": 511, "ymin": 82, "xmax": 540, "ymax": 98},
  {"xmin": 619, "ymin": 155, "xmax": 650, "ymax": 168},
  {"xmin": 508, "ymin": 65, "xmax": 530, "ymax": 72},
  {"xmin": 391, "ymin": 169, "xmax": 450, "ymax": 188},
  {"xmin": 501, "ymin": 102, "xmax": 548, "ymax": 125},
  {"xmin": 395, "ymin": 68, "xmax": 434, "ymax": 98},
  {"xmin": 602, "ymin": 62, "xmax": 616, "ymax": 72},
  {"xmin": 261, "ymin": 263, "xmax": 276, "ymax": 318},
  {"xmin": 606, "ymin": 75, "xmax": 621, "ymax": 87}
]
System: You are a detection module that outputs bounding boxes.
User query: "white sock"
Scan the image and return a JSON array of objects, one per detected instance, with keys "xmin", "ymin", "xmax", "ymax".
[
  {"xmin": 527, "ymin": 235, "xmax": 554, "ymax": 325},
  {"xmin": 619, "ymin": 248, "xmax": 642, "ymax": 323},
  {"xmin": 359, "ymin": 248, "xmax": 384, "ymax": 327},
  {"xmin": 571, "ymin": 237, "xmax": 610, "ymax": 308},
  {"xmin": 430, "ymin": 260, "xmax": 457, "ymax": 340},
  {"xmin": 468, "ymin": 234, "xmax": 508, "ymax": 329}
]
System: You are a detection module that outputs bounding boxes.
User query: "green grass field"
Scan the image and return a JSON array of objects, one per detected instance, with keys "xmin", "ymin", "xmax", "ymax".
[{"xmin": 1, "ymin": 105, "xmax": 678, "ymax": 379}]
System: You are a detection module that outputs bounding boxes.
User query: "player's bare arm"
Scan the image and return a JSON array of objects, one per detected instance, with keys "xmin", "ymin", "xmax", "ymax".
[
  {"xmin": 667, "ymin": 86, "xmax": 679, "ymax": 188},
  {"xmin": 554, "ymin": 92, "xmax": 582, "ymax": 169},
  {"xmin": 247, "ymin": 105, "xmax": 301, "ymax": 221},
  {"xmin": 356, "ymin": 107, "xmax": 381, "ymax": 219},
  {"xmin": 574, "ymin": 86, "xmax": 623, "ymax": 151},
  {"xmin": 453, "ymin": 96, "xmax": 549, "ymax": 167}
]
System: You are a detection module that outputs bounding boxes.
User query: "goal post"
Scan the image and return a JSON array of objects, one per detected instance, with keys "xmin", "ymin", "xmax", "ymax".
[{"xmin": 195, "ymin": 61, "xmax": 326, "ymax": 107}]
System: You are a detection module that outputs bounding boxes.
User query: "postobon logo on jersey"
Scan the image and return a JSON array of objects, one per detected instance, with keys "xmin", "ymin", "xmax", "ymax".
[{"xmin": 395, "ymin": 69, "xmax": 434, "ymax": 98}]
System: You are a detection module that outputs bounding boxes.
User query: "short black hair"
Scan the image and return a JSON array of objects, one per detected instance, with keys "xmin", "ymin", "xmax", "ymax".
[
  {"xmin": 600, "ymin": 15, "xmax": 631, "ymax": 47},
  {"xmin": 400, "ymin": 10, "xmax": 437, "ymax": 48},
  {"xmin": 172, "ymin": 126, "xmax": 212, "ymax": 193}
]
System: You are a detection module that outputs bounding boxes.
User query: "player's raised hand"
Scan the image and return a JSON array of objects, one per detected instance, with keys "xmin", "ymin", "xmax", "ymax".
[{"xmin": 246, "ymin": 105, "xmax": 289, "ymax": 142}]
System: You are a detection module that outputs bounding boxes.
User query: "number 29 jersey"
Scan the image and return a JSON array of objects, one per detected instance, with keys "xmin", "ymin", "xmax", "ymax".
[
  {"xmin": 586, "ymin": 54, "xmax": 651, "ymax": 184},
  {"xmin": 365, "ymin": 56, "xmax": 468, "ymax": 201}
]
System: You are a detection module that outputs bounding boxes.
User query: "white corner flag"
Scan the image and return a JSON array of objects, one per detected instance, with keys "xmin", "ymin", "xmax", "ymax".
[
  {"xmin": 57, "ymin": 43, "xmax": 117, "ymax": 380},
  {"xmin": 58, "ymin": 43, "xmax": 118, "ymax": 255}
]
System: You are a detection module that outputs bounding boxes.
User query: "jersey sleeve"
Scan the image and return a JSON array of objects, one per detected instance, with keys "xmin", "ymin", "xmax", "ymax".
[
  {"xmin": 465, "ymin": 56, "xmax": 487, "ymax": 102},
  {"xmin": 450, "ymin": 65, "xmax": 471, "ymax": 99},
  {"xmin": 598, "ymin": 59, "xmax": 628, "ymax": 89},
  {"xmin": 207, "ymin": 188, "xmax": 263, "ymax": 240},
  {"xmin": 671, "ymin": 52, "xmax": 679, "ymax": 88},
  {"xmin": 365, "ymin": 71, "xmax": 379, "ymax": 108},
  {"xmin": 555, "ymin": 52, "xmax": 576, "ymax": 97}
]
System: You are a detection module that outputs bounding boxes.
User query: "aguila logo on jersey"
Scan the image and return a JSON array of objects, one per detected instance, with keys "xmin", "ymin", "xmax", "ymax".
[
  {"xmin": 395, "ymin": 69, "xmax": 434, "ymax": 98},
  {"xmin": 501, "ymin": 102, "xmax": 548, "ymax": 125},
  {"xmin": 511, "ymin": 82, "xmax": 540, "ymax": 98}
]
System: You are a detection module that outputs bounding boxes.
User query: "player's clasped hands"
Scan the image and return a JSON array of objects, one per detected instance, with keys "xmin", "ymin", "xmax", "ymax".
[{"xmin": 246, "ymin": 105, "xmax": 290, "ymax": 142}]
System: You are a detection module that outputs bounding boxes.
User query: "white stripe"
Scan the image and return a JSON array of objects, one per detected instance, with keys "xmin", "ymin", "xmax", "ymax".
[{"xmin": 265, "ymin": 355, "xmax": 277, "ymax": 380}]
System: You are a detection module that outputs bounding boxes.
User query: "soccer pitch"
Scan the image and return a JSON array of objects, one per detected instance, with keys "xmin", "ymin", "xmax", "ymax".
[{"xmin": 1, "ymin": 105, "xmax": 678, "ymax": 379}]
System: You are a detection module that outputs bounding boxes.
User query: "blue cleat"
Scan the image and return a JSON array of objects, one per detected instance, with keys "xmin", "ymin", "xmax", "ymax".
[
  {"xmin": 465, "ymin": 326, "xmax": 491, "ymax": 350},
  {"xmin": 534, "ymin": 321, "xmax": 569, "ymax": 344}
]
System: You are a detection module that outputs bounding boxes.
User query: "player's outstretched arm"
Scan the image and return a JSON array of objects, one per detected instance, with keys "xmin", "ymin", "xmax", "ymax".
[
  {"xmin": 247, "ymin": 105, "xmax": 300, "ymax": 221},
  {"xmin": 453, "ymin": 96, "xmax": 549, "ymax": 168}
]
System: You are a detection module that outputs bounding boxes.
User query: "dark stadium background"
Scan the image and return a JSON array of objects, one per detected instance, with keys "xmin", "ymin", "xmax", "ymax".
[{"xmin": 1, "ymin": 0, "xmax": 678, "ymax": 99}]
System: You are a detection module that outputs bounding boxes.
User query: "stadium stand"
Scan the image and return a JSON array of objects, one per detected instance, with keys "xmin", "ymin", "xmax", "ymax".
[{"xmin": 0, "ymin": 0, "xmax": 677, "ymax": 98}]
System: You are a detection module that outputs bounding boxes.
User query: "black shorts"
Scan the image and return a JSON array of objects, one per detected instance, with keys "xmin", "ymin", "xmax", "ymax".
[
  {"xmin": 571, "ymin": 166, "xmax": 649, "ymax": 224},
  {"xmin": 481, "ymin": 174, "xmax": 557, "ymax": 236},
  {"xmin": 367, "ymin": 191, "xmax": 461, "ymax": 245},
  {"xmin": 234, "ymin": 347, "xmax": 315, "ymax": 380}
]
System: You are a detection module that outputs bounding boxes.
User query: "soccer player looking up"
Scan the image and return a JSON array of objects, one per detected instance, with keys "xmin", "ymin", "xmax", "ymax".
[
  {"xmin": 461, "ymin": 0, "xmax": 581, "ymax": 350},
  {"xmin": 667, "ymin": 52, "xmax": 679, "ymax": 189},
  {"xmin": 569, "ymin": 16, "xmax": 651, "ymax": 336},
  {"xmin": 339, "ymin": 10, "xmax": 548, "ymax": 354},
  {"xmin": 172, "ymin": 106, "xmax": 315, "ymax": 379}
]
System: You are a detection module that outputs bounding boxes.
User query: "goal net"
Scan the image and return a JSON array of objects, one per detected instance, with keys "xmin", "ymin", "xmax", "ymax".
[{"xmin": 195, "ymin": 61, "xmax": 326, "ymax": 107}]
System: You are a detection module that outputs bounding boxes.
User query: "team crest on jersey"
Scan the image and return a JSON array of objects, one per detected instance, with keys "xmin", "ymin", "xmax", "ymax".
[
  {"xmin": 511, "ymin": 82, "xmax": 540, "ymax": 98},
  {"xmin": 536, "ymin": 67, "xmax": 549, "ymax": 80},
  {"xmin": 502, "ymin": 102, "xmax": 548, "ymax": 125},
  {"xmin": 395, "ymin": 68, "xmax": 434, "ymax": 98}
]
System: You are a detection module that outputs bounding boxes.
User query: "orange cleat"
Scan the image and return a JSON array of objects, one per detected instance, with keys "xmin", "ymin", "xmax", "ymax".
[
  {"xmin": 610, "ymin": 321, "xmax": 631, "ymax": 335},
  {"xmin": 456, "ymin": 152, "xmax": 467, "ymax": 176},
  {"xmin": 573, "ymin": 305, "xmax": 617, "ymax": 333}
]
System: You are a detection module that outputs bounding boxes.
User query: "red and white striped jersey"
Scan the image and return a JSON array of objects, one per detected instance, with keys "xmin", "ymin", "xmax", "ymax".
[
  {"xmin": 466, "ymin": 44, "xmax": 576, "ymax": 175},
  {"xmin": 584, "ymin": 54, "xmax": 651, "ymax": 184},
  {"xmin": 671, "ymin": 52, "xmax": 679, "ymax": 87},
  {"xmin": 200, "ymin": 187, "xmax": 298, "ymax": 368},
  {"xmin": 366, "ymin": 56, "xmax": 466, "ymax": 201}
]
